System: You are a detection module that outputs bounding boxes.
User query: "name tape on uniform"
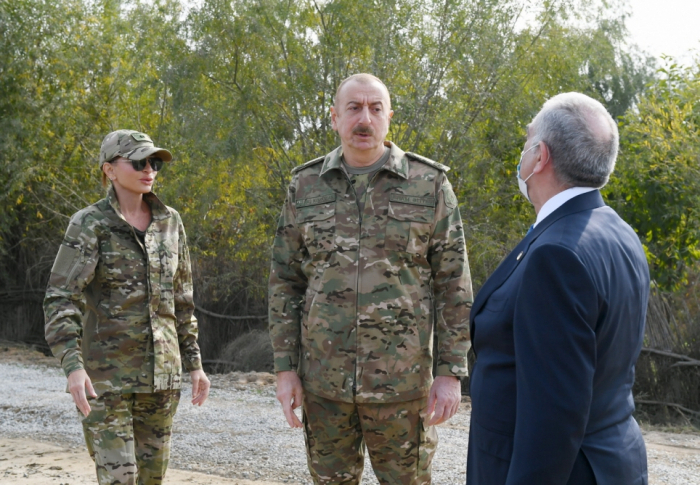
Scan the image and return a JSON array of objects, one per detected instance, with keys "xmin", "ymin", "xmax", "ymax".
[
  {"xmin": 389, "ymin": 193, "xmax": 436, "ymax": 207},
  {"xmin": 295, "ymin": 194, "xmax": 337, "ymax": 208}
]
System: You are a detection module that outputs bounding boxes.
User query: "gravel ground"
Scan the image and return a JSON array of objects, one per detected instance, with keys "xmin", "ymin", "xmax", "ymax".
[
  {"xmin": 0, "ymin": 361, "xmax": 468, "ymax": 484},
  {"xmin": 0, "ymin": 345, "xmax": 698, "ymax": 484}
]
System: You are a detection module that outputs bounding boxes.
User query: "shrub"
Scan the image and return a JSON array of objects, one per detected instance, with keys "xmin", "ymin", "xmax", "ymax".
[{"xmin": 218, "ymin": 330, "xmax": 274, "ymax": 373}]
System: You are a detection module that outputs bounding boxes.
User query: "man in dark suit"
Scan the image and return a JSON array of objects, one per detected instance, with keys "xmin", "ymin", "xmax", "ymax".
[{"xmin": 467, "ymin": 92, "xmax": 650, "ymax": 485}]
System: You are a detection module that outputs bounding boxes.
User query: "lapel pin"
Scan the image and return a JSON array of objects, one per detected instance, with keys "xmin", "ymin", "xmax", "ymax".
[{"xmin": 516, "ymin": 251, "xmax": 524, "ymax": 261}]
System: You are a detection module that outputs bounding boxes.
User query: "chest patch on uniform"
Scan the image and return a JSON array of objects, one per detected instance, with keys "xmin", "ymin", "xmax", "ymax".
[
  {"xmin": 443, "ymin": 186, "xmax": 458, "ymax": 209},
  {"xmin": 51, "ymin": 245, "xmax": 79, "ymax": 278},
  {"xmin": 389, "ymin": 193, "xmax": 436, "ymax": 207},
  {"xmin": 295, "ymin": 193, "xmax": 336, "ymax": 207}
]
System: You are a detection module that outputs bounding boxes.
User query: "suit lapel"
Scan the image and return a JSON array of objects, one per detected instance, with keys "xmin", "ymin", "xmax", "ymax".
[{"xmin": 470, "ymin": 190, "xmax": 606, "ymax": 328}]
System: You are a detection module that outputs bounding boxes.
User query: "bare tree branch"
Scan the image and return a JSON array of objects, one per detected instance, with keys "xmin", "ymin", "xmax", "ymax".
[
  {"xmin": 635, "ymin": 399, "xmax": 700, "ymax": 417},
  {"xmin": 194, "ymin": 302, "xmax": 267, "ymax": 321},
  {"xmin": 641, "ymin": 347, "xmax": 700, "ymax": 363}
]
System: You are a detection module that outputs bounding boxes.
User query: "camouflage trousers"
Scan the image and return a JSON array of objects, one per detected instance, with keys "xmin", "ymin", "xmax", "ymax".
[
  {"xmin": 79, "ymin": 390, "xmax": 181, "ymax": 485},
  {"xmin": 302, "ymin": 392, "xmax": 437, "ymax": 485}
]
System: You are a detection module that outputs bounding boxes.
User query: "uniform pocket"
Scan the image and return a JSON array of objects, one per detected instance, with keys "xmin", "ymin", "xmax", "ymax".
[
  {"xmin": 295, "ymin": 204, "xmax": 337, "ymax": 254},
  {"xmin": 159, "ymin": 246, "xmax": 178, "ymax": 291},
  {"xmin": 385, "ymin": 201, "xmax": 434, "ymax": 256},
  {"xmin": 158, "ymin": 246, "xmax": 178, "ymax": 316},
  {"xmin": 418, "ymin": 415, "xmax": 438, "ymax": 474},
  {"xmin": 100, "ymin": 233, "xmax": 148, "ymax": 318}
]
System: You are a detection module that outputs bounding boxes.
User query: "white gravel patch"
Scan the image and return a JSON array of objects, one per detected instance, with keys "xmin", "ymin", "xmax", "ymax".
[
  {"xmin": 0, "ymin": 361, "xmax": 698, "ymax": 484},
  {"xmin": 0, "ymin": 362, "xmax": 468, "ymax": 483}
]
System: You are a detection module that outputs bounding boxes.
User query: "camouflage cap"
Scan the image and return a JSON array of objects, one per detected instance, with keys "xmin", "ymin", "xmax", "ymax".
[{"xmin": 99, "ymin": 129, "xmax": 173, "ymax": 167}]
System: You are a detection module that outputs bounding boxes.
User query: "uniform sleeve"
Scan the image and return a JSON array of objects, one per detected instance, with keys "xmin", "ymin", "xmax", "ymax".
[
  {"xmin": 268, "ymin": 178, "xmax": 308, "ymax": 372},
  {"xmin": 174, "ymin": 215, "xmax": 202, "ymax": 372},
  {"xmin": 43, "ymin": 214, "xmax": 99, "ymax": 378},
  {"xmin": 429, "ymin": 173, "xmax": 473, "ymax": 376}
]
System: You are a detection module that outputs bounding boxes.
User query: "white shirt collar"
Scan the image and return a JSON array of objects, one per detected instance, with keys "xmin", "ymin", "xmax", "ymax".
[{"xmin": 533, "ymin": 187, "xmax": 597, "ymax": 227}]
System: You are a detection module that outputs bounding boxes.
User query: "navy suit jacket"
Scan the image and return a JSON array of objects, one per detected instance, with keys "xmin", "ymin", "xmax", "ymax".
[{"xmin": 467, "ymin": 191, "xmax": 650, "ymax": 485}]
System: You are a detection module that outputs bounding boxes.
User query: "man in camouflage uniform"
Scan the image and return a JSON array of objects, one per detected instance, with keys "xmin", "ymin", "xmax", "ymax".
[
  {"xmin": 269, "ymin": 73, "xmax": 473, "ymax": 484},
  {"xmin": 44, "ymin": 130, "xmax": 209, "ymax": 485}
]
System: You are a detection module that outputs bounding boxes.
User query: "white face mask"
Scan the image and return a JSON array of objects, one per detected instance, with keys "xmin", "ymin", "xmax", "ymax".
[{"xmin": 516, "ymin": 144, "xmax": 538, "ymax": 203}]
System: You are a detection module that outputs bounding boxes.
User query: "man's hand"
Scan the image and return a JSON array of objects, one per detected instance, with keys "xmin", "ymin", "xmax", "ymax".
[
  {"xmin": 190, "ymin": 369, "xmax": 210, "ymax": 406},
  {"xmin": 425, "ymin": 375, "xmax": 462, "ymax": 426},
  {"xmin": 67, "ymin": 369, "xmax": 96, "ymax": 417},
  {"xmin": 276, "ymin": 371, "xmax": 303, "ymax": 428}
]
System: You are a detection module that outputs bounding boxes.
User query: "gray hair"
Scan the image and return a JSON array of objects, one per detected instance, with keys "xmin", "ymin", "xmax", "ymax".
[{"xmin": 530, "ymin": 92, "xmax": 618, "ymax": 188}]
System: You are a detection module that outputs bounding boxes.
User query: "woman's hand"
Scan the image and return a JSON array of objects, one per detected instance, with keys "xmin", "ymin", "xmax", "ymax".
[
  {"xmin": 67, "ymin": 369, "xmax": 97, "ymax": 417},
  {"xmin": 190, "ymin": 369, "xmax": 210, "ymax": 406}
]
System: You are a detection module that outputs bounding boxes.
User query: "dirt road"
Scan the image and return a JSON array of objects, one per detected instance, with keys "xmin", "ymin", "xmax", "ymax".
[
  {"xmin": 0, "ymin": 343, "xmax": 698, "ymax": 484},
  {"xmin": 0, "ymin": 438, "xmax": 286, "ymax": 484}
]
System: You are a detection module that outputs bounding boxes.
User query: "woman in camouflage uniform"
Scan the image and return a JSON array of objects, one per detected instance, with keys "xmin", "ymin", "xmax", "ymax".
[{"xmin": 44, "ymin": 129, "xmax": 210, "ymax": 485}]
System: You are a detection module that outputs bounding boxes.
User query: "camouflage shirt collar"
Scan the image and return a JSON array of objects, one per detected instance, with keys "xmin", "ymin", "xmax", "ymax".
[
  {"xmin": 106, "ymin": 186, "xmax": 171, "ymax": 222},
  {"xmin": 320, "ymin": 141, "xmax": 409, "ymax": 179}
]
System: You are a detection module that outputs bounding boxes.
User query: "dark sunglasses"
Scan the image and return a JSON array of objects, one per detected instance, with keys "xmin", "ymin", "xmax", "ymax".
[{"xmin": 111, "ymin": 157, "xmax": 165, "ymax": 172}]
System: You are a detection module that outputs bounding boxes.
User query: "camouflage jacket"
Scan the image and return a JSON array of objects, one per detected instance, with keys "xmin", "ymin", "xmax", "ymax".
[
  {"xmin": 269, "ymin": 142, "xmax": 473, "ymax": 403},
  {"xmin": 44, "ymin": 186, "xmax": 202, "ymax": 396}
]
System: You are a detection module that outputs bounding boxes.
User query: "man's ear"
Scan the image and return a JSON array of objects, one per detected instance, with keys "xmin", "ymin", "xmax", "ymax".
[
  {"xmin": 330, "ymin": 106, "xmax": 338, "ymax": 131},
  {"xmin": 533, "ymin": 141, "xmax": 550, "ymax": 174}
]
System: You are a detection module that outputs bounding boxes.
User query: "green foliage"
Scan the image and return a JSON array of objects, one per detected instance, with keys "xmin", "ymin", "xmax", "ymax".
[
  {"xmin": 608, "ymin": 61, "xmax": 700, "ymax": 289},
  {"xmin": 0, "ymin": 0, "xmax": 668, "ymax": 357},
  {"xmin": 0, "ymin": 0, "xmax": 186, "ymax": 278},
  {"xmin": 178, "ymin": 0, "xmax": 654, "ymax": 288}
]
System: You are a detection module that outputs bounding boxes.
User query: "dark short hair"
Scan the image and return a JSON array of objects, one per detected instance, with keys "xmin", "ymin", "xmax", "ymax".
[{"xmin": 334, "ymin": 73, "xmax": 391, "ymax": 108}]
